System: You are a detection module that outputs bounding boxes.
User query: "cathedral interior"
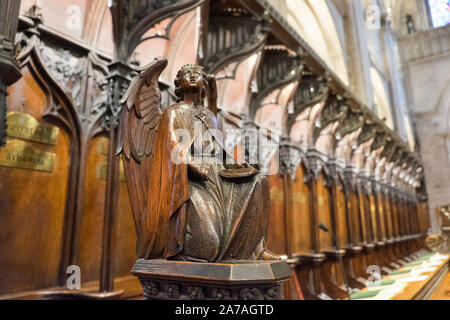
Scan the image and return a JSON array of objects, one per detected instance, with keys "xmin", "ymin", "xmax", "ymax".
[{"xmin": 0, "ymin": 0, "xmax": 449, "ymax": 301}]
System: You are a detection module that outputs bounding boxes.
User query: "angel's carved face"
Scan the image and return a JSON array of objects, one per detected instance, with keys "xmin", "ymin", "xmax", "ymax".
[
  {"xmin": 174, "ymin": 64, "xmax": 207, "ymax": 103},
  {"xmin": 179, "ymin": 66, "xmax": 204, "ymax": 92}
]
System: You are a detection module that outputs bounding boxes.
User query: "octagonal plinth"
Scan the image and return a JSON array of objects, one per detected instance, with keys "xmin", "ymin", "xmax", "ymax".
[{"xmin": 132, "ymin": 259, "xmax": 291, "ymax": 300}]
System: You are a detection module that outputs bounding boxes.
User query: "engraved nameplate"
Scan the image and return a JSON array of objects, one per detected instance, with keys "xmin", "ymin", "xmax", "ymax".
[
  {"xmin": 318, "ymin": 195, "xmax": 328, "ymax": 207},
  {"xmin": 0, "ymin": 139, "xmax": 55, "ymax": 172},
  {"xmin": 7, "ymin": 112, "xmax": 59, "ymax": 145},
  {"xmin": 98, "ymin": 137, "xmax": 109, "ymax": 156},
  {"xmin": 270, "ymin": 188, "xmax": 284, "ymax": 202},
  {"xmin": 293, "ymin": 192, "xmax": 307, "ymax": 205},
  {"xmin": 98, "ymin": 160, "xmax": 126, "ymax": 183}
]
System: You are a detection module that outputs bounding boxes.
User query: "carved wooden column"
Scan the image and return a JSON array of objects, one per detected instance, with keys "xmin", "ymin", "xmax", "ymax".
[
  {"xmin": 354, "ymin": 172, "xmax": 379, "ymax": 274},
  {"xmin": 321, "ymin": 159, "xmax": 351, "ymax": 299},
  {"xmin": 369, "ymin": 176, "xmax": 392, "ymax": 274},
  {"xmin": 278, "ymin": 141, "xmax": 304, "ymax": 300},
  {"xmin": 341, "ymin": 166, "xmax": 366, "ymax": 288},
  {"xmin": 398, "ymin": 189, "xmax": 413, "ymax": 259},
  {"xmin": 99, "ymin": 61, "xmax": 133, "ymax": 293},
  {"xmin": 392, "ymin": 176, "xmax": 412, "ymax": 262},
  {"xmin": 0, "ymin": 0, "xmax": 22, "ymax": 147},
  {"xmin": 279, "ymin": 142, "xmax": 303, "ymax": 259},
  {"xmin": 295, "ymin": 150, "xmax": 326, "ymax": 300},
  {"xmin": 380, "ymin": 180, "xmax": 402, "ymax": 268},
  {"xmin": 388, "ymin": 183, "xmax": 406, "ymax": 264},
  {"xmin": 308, "ymin": 92, "xmax": 351, "ymax": 298}
]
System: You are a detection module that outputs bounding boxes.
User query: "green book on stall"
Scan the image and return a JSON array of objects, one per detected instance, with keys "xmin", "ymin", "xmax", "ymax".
[
  {"xmin": 350, "ymin": 290, "xmax": 381, "ymax": 300},
  {"xmin": 389, "ymin": 268, "xmax": 411, "ymax": 275},
  {"xmin": 406, "ymin": 262, "xmax": 422, "ymax": 267}
]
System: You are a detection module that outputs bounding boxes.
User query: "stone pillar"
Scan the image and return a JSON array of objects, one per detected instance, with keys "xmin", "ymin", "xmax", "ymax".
[
  {"xmin": 344, "ymin": 0, "xmax": 374, "ymax": 106},
  {"xmin": 380, "ymin": 21, "xmax": 410, "ymax": 138}
]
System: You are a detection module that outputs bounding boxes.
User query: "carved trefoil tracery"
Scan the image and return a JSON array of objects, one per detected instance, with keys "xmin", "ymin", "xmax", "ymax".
[
  {"xmin": 204, "ymin": 5, "xmax": 270, "ymax": 76},
  {"xmin": 249, "ymin": 47, "xmax": 305, "ymax": 119}
]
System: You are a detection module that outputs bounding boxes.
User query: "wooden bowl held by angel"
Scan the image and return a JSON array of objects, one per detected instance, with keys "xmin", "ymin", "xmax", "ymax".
[{"xmin": 219, "ymin": 163, "xmax": 259, "ymax": 179}]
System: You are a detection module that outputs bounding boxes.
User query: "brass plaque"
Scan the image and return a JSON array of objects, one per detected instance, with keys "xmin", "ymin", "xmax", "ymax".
[
  {"xmin": 98, "ymin": 160, "xmax": 126, "ymax": 183},
  {"xmin": 98, "ymin": 137, "xmax": 109, "ymax": 156},
  {"xmin": 293, "ymin": 192, "xmax": 307, "ymax": 205},
  {"xmin": 0, "ymin": 139, "xmax": 55, "ymax": 172},
  {"xmin": 318, "ymin": 195, "xmax": 328, "ymax": 207},
  {"xmin": 7, "ymin": 112, "xmax": 59, "ymax": 145},
  {"xmin": 270, "ymin": 188, "xmax": 284, "ymax": 202}
]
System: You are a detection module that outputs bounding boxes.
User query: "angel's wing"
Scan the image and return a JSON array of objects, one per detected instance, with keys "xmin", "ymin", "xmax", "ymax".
[{"xmin": 117, "ymin": 57, "xmax": 168, "ymax": 233}]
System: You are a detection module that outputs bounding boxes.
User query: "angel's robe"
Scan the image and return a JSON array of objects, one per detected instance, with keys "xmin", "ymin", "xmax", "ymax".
[{"xmin": 137, "ymin": 102, "xmax": 270, "ymax": 262}]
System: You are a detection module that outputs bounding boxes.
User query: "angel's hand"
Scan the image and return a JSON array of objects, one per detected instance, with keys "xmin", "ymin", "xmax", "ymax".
[{"xmin": 188, "ymin": 163, "xmax": 209, "ymax": 181}]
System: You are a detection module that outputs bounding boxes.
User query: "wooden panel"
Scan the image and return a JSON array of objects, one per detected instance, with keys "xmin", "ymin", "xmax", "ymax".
[
  {"xmin": 316, "ymin": 174, "xmax": 332, "ymax": 251},
  {"xmin": 78, "ymin": 136, "xmax": 107, "ymax": 283},
  {"xmin": 114, "ymin": 171, "xmax": 137, "ymax": 278},
  {"xmin": 359, "ymin": 193, "xmax": 372, "ymax": 242},
  {"xmin": 349, "ymin": 192, "xmax": 362, "ymax": 244},
  {"xmin": 383, "ymin": 195, "xmax": 393, "ymax": 239},
  {"xmin": 369, "ymin": 194, "xmax": 378, "ymax": 242},
  {"xmin": 358, "ymin": 192, "xmax": 369, "ymax": 242},
  {"xmin": 417, "ymin": 203, "xmax": 430, "ymax": 234},
  {"xmin": 0, "ymin": 68, "xmax": 69, "ymax": 294},
  {"xmin": 377, "ymin": 195, "xmax": 388, "ymax": 239},
  {"xmin": 79, "ymin": 136, "xmax": 137, "ymax": 281},
  {"xmin": 375, "ymin": 194, "xmax": 385, "ymax": 240},
  {"xmin": 391, "ymin": 198, "xmax": 400, "ymax": 238},
  {"xmin": 429, "ymin": 269, "xmax": 450, "ymax": 300},
  {"xmin": 336, "ymin": 185, "xmax": 348, "ymax": 247},
  {"xmin": 291, "ymin": 165, "xmax": 310, "ymax": 254},
  {"xmin": 266, "ymin": 173, "xmax": 286, "ymax": 255}
]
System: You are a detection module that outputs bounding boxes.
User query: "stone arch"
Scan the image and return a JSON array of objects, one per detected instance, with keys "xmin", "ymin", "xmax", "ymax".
[
  {"xmin": 389, "ymin": 0, "xmax": 430, "ymax": 34},
  {"xmin": 272, "ymin": 0, "xmax": 349, "ymax": 85}
]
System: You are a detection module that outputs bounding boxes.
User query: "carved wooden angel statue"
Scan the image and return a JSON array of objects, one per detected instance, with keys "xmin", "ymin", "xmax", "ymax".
[{"xmin": 118, "ymin": 57, "xmax": 278, "ymax": 262}]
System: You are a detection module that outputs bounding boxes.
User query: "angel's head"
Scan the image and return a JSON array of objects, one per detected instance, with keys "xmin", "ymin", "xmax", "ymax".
[{"xmin": 174, "ymin": 64, "xmax": 207, "ymax": 104}]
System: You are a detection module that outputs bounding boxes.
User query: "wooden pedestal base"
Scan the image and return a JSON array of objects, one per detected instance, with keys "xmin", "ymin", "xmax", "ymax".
[{"xmin": 132, "ymin": 259, "xmax": 291, "ymax": 300}]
